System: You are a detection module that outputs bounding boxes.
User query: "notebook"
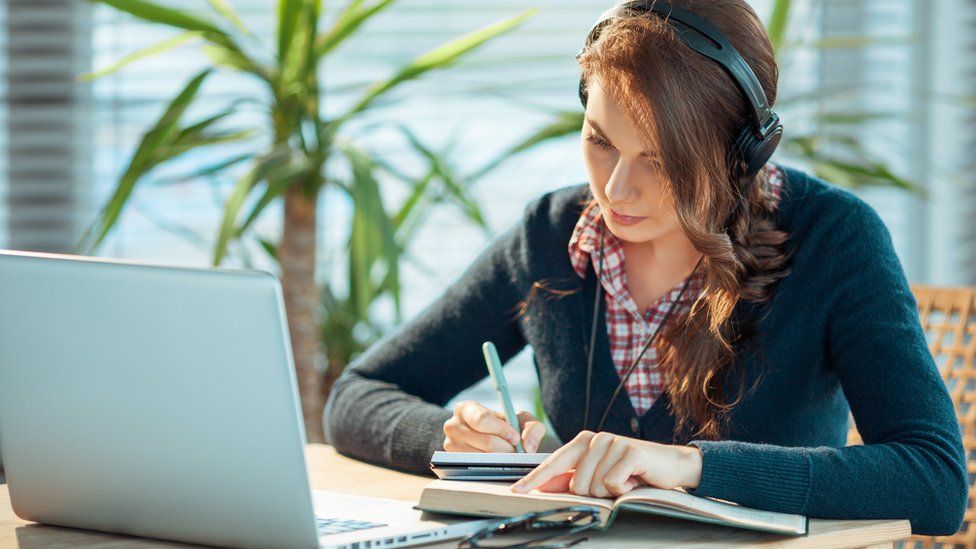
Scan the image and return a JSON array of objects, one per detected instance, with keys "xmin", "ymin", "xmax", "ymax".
[
  {"xmin": 415, "ymin": 478, "xmax": 808, "ymax": 536},
  {"xmin": 430, "ymin": 451, "xmax": 549, "ymax": 481}
]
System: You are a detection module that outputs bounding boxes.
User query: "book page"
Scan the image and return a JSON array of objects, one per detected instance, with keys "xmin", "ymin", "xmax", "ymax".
[{"xmin": 615, "ymin": 487, "xmax": 806, "ymax": 534}]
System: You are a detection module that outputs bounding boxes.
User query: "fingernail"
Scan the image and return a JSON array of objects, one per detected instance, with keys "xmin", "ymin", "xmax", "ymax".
[{"xmin": 511, "ymin": 483, "xmax": 527, "ymax": 493}]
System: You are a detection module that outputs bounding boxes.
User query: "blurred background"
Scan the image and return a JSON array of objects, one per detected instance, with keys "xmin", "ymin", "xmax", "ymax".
[{"xmin": 0, "ymin": 0, "xmax": 973, "ymax": 441}]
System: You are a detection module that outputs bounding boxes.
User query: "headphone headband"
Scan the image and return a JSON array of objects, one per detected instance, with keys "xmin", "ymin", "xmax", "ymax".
[{"xmin": 577, "ymin": 1, "xmax": 783, "ymax": 177}]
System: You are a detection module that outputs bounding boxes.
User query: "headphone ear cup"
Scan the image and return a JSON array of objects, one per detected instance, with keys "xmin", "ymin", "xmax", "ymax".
[
  {"xmin": 730, "ymin": 124, "xmax": 755, "ymax": 179},
  {"xmin": 731, "ymin": 119, "xmax": 783, "ymax": 179}
]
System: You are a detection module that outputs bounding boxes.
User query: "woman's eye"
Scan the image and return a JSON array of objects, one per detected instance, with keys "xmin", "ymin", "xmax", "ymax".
[
  {"xmin": 585, "ymin": 134, "xmax": 613, "ymax": 151},
  {"xmin": 585, "ymin": 134, "xmax": 659, "ymax": 168}
]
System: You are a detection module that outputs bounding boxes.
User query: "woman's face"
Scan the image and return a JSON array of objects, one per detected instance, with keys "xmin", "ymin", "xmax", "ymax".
[{"xmin": 582, "ymin": 78, "xmax": 682, "ymax": 245}]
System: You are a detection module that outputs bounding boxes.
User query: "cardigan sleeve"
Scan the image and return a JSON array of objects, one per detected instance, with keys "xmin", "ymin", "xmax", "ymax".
[
  {"xmin": 686, "ymin": 197, "xmax": 967, "ymax": 536},
  {"xmin": 323, "ymin": 204, "xmax": 534, "ymax": 475}
]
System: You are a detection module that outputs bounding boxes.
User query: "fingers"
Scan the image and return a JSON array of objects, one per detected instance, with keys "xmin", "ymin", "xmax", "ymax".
[
  {"xmin": 511, "ymin": 430, "xmax": 595, "ymax": 493},
  {"xmin": 590, "ymin": 437, "xmax": 632, "ymax": 498},
  {"xmin": 568, "ymin": 431, "xmax": 615, "ymax": 497},
  {"xmin": 443, "ymin": 405, "xmax": 546, "ymax": 454},
  {"xmin": 443, "ymin": 437, "xmax": 482, "ymax": 453},
  {"xmin": 511, "ymin": 431, "xmax": 644, "ymax": 498},
  {"xmin": 603, "ymin": 449, "xmax": 643, "ymax": 496},
  {"xmin": 445, "ymin": 420, "xmax": 516, "ymax": 452},
  {"xmin": 457, "ymin": 401, "xmax": 520, "ymax": 446},
  {"xmin": 442, "ymin": 401, "xmax": 521, "ymax": 453},
  {"xmin": 517, "ymin": 411, "xmax": 546, "ymax": 453},
  {"xmin": 516, "ymin": 410, "xmax": 538, "ymax": 429}
]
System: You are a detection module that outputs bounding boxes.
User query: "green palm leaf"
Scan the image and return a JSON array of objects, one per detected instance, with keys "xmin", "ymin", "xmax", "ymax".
[
  {"xmin": 79, "ymin": 70, "xmax": 212, "ymax": 253},
  {"xmin": 213, "ymin": 148, "xmax": 300, "ymax": 265},
  {"xmin": 153, "ymin": 153, "xmax": 254, "ymax": 186},
  {"xmin": 236, "ymin": 158, "xmax": 310, "ymax": 238},
  {"xmin": 395, "ymin": 124, "xmax": 488, "ymax": 231},
  {"xmin": 766, "ymin": 0, "xmax": 791, "ymax": 54},
  {"xmin": 315, "ymin": 0, "xmax": 396, "ymax": 59},
  {"xmin": 337, "ymin": 140, "xmax": 401, "ymax": 319},
  {"xmin": 277, "ymin": 0, "xmax": 303, "ymax": 63},
  {"xmin": 92, "ymin": 0, "xmax": 224, "ymax": 34},
  {"xmin": 90, "ymin": 0, "xmax": 265, "ymax": 80},
  {"xmin": 79, "ymin": 30, "xmax": 200, "ymax": 81},
  {"xmin": 207, "ymin": 0, "xmax": 250, "ymax": 36},
  {"xmin": 279, "ymin": 0, "xmax": 319, "ymax": 89}
]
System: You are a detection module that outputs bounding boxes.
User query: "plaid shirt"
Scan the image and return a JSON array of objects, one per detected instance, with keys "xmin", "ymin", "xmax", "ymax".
[{"xmin": 568, "ymin": 165, "xmax": 785, "ymax": 416}]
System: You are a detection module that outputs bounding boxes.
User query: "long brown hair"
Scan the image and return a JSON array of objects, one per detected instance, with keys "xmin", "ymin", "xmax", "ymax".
[{"xmin": 558, "ymin": 0, "xmax": 792, "ymax": 440}]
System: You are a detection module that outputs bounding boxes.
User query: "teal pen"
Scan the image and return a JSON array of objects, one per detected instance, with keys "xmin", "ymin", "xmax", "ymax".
[{"xmin": 482, "ymin": 341, "xmax": 525, "ymax": 453}]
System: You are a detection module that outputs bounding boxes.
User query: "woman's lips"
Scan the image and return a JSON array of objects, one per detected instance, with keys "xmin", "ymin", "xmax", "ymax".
[{"xmin": 608, "ymin": 208, "xmax": 647, "ymax": 226}]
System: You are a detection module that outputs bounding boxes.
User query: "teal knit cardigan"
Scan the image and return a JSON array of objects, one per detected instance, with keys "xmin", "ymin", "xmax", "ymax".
[{"xmin": 324, "ymin": 164, "xmax": 966, "ymax": 535}]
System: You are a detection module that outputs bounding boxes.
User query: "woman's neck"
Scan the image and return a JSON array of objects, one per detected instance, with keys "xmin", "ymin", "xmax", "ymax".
[
  {"xmin": 619, "ymin": 229, "xmax": 703, "ymax": 309},
  {"xmin": 620, "ymin": 228, "xmax": 702, "ymax": 275}
]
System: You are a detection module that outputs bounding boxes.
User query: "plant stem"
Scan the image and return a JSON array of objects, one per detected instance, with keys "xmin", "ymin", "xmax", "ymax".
[{"xmin": 279, "ymin": 184, "xmax": 325, "ymax": 443}]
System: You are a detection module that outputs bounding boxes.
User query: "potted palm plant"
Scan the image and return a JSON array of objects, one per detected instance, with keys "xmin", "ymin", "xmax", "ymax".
[{"xmin": 81, "ymin": 0, "xmax": 536, "ymax": 442}]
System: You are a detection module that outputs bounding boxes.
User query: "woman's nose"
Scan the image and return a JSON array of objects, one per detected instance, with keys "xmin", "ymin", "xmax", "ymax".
[{"xmin": 604, "ymin": 162, "xmax": 638, "ymax": 204}]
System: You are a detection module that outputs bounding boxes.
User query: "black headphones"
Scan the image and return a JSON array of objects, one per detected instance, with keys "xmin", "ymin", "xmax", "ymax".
[{"xmin": 576, "ymin": 1, "xmax": 783, "ymax": 180}]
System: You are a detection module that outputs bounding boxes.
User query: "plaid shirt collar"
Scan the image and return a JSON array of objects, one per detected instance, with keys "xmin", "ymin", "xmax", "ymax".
[
  {"xmin": 567, "ymin": 164, "xmax": 785, "ymax": 317},
  {"xmin": 567, "ymin": 199, "xmax": 706, "ymax": 321}
]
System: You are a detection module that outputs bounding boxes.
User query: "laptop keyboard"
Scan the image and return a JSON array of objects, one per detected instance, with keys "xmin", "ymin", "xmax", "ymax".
[{"xmin": 316, "ymin": 516, "xmax": 388, "ymax": 536}]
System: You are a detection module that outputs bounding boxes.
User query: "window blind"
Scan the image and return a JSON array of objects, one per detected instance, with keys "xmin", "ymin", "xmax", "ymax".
[
  {"xmin": 0, "ymin": 1, "xmax": 8, "ymax": 249},
  {"xmin": 3, "ymin": 0, "xmax": 92, "ymax": 252}
]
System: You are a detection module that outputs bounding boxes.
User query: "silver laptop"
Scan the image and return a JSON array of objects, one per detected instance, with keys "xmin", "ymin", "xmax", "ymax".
[{"xmin": 0, "ymin": 250, "xmax": 491, "ymax": 549}]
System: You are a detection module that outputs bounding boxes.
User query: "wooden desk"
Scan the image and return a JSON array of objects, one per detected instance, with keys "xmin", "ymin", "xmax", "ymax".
[{"xmin": 0, "ymin": 444, "xmax": 911, "ymax": 548}]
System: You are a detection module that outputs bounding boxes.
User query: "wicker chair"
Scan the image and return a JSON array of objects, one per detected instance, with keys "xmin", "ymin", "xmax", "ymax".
[{"xmin": 846, "ymin": 284, "xmax": 976, "ymax": 548}]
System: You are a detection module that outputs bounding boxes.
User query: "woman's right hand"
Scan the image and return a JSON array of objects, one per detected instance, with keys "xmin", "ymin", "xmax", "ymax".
[{"xmin": 443, "ymin": 400, "xmax": 546, "ymax": 453}]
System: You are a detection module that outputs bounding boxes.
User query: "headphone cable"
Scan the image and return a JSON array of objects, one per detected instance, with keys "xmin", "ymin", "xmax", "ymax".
[
  {"xmin": 583, "ymin": 211, "xmax": 704, "ymax": 433},
  {"xmin": 595, "ymin": 256, "xmax": 701, "ymax": 432}
]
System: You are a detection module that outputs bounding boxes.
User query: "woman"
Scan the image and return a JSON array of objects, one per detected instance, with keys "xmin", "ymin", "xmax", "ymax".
[{"xmin": 324, "ymin": 0, "xmax": 966, "ymax": 535}]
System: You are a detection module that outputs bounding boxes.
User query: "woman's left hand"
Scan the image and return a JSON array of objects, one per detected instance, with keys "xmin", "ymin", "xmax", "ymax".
[{"xmin": 510, "ymin": 430, "xmax": 703, "ymax": 498}]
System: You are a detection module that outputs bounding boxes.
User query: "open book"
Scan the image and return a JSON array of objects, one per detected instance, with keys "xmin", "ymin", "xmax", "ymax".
[{"xmin": 416, "ymin": 479, "xmax": 807, "ymax": 536}]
